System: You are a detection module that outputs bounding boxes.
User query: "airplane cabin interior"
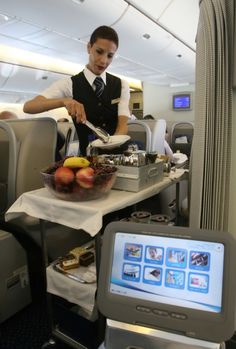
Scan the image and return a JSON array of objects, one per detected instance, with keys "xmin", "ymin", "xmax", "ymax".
[{"xmin": 0, "ymin": 1, "xmax": 235, "ymax": 349}]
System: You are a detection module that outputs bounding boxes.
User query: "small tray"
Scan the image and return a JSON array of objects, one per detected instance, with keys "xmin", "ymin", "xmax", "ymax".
[{"xmin": 52, "ymin": 260, "xmax": 96, "ymax": 284}]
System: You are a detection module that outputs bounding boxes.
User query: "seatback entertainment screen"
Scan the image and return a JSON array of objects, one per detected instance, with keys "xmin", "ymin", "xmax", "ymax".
[
  {"xmin": 110, "ymin": 232, "xmax": 224, "ymax": 313},
  {"xmin": 97, "ymin": 222, "xmax": 236, "ymax": 343}
]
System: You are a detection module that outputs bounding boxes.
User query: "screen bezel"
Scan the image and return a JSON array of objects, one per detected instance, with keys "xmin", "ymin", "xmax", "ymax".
[
  {"xmin": 172, "ymin": 93, "xmax": 192, "ymax": 111},
  {"xmin": 97, "ymin": 222, "xmax": 236, "ymax": 343}
]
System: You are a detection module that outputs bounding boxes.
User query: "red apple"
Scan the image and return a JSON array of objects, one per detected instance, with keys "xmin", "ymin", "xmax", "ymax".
[
  {"xmin": 54, "ymin": 166, "xmax": 75, "ymax": 185},
  {"xmin": 76, "ymin": 167, "xmax": 95, "ymax": 188}
]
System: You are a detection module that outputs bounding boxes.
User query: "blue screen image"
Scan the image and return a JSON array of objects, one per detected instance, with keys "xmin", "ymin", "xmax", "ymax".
[
  {"xmin": 110, "ymin": 233, "xmax": 224, "ymax": 313},
  {"xmin": 173, "ymin": 95, "xmax": 190, "ymax": 109}
]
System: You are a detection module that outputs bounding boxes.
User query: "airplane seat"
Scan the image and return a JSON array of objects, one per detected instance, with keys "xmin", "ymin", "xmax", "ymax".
[
  {"xmin": 13, "ymin": 119, "xmax": 57, "ymax": 197},
  {"xmin": 57, "ymin": 121, "xmax": 74, "ymax": 158},
  {"xmin": 0, "ymin": 121, "xmax": 18, "ymax": 216},
  {"xmin": 0, "ymin": 118, "xmax": 92, "ymax": 266},
  {"xmin": 0, "ymin": 139, "xmax": 10, "ymax": 213},
  {"xmin": 0, "ymin": 229, "xmax": 32, "ymax": 323},
  {"xmin": 127, "ymin": 119, "xmax": 152, "ymax": 152},
  {"xmin": 0, "ymin": 118, "xmax": 57, "ymax": 249},
  {"xmin": 170, "ymin": 121, "xmax": 194, "ymax": 158},
  {"xmin": 57, "ymin": 120, "xmax": 72, "ymax": 136},
  {"xmin": 64, "ymin": 125, "xmax": 73, "ymax": 155},
  {"xmin": 61, "ymin": 124, "xmax": 79, "ymax": 156},
  {"xmin": 148, "ymin": 119, "xmax": 189, "ymax": 224}
]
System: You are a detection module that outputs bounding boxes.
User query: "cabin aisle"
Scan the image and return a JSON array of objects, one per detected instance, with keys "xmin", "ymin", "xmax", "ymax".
[{"xmin": 0, "ymin": 296, "xmax": 51, "ymax": 349}]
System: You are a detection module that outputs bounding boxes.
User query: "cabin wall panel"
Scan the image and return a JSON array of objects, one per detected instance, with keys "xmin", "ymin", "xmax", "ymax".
[{"xmin": 142, "ymin": 82, "xmax": 195, "ymax": 122}]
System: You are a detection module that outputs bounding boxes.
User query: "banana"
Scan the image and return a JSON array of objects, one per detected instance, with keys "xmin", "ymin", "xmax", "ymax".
[{"xmin": 63, "ymin": 157, "xmax": 90, "ymax": 168}]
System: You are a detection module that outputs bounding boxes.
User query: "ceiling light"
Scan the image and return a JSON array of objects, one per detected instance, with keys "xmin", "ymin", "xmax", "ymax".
[
  {"xmin": 0, "ymin": 14, "xmax": 9, "ymax": 21},
  {"xmin": 0, "ymin": 44, "xmax": 82, "ymax": 75},
  {"xmin": 0, "ymin": 44, "xmax": 142, "ymax": 90},
  {"xmin": 142, "ymin": 33, "xmax": 151, "ymax": 40},
  {"xmin": 151, "ymin": 73, "xmax": 167, "ymax": 79},
  {"xmin": 71, "ymin": 0, "xmax": 85, "ymax": 4},
  {"xmin": 0, "ymin": 63, "xmax": 18, "ymax": 78},
  {"xmin": 170, "ymin": 82, "xmax": 190, "ymax": 87}
]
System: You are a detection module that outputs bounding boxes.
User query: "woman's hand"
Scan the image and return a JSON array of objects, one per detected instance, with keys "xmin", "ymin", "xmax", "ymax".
[{"xmin": 63, "ymin": 99, "xmax": 86, "ymax": 123}]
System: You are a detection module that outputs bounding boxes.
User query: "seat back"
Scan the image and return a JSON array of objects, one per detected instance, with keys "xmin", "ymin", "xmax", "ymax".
[
  {"xmin": 0, "ymin": 121, "xmax": 18, "ymax": 213},
  {"xmin": 171, "ymin": 122, "xmax": 194, "ymax": 157},
  {"xmin": 57, "ymin": 121, "xmax": 74, "ymax": 157},
  {"xmin": 0, "ymin": 118, "xmax": 92, "ymax": 272},
  {"xmin": 0, "ymin": 118, "xmax": 57, "ymax": 211},
  {"xmin": 127, "ymin": 120, "xmax": 152, "ymax": 152}
]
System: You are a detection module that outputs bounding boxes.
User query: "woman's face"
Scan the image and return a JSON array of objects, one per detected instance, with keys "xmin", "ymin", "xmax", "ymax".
[{"xmin": 87, "ymin": 38, "xmax": 117, "ymax": 75}]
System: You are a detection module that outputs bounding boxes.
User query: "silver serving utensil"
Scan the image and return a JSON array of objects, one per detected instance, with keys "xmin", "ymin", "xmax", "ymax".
[{"xmin": 84, "ymin": 120, "xmax": 110, "ymax": 143}]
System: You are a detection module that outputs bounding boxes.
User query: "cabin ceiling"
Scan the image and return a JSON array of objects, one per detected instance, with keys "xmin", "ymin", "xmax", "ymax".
[{"xmin": 0, "ymin": 0, "xmax": 199, "ymax": 102}]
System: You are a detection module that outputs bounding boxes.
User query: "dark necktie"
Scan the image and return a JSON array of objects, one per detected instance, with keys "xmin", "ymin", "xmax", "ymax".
[{"xmin": 94, "ymin": 77, "xmax": 104, "ymax": 98}]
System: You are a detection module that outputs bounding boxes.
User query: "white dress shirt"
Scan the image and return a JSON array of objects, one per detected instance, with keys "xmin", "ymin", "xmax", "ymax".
[{"xmin": 41, "ymin": 67, "xmax": 130, "ymax": 117}]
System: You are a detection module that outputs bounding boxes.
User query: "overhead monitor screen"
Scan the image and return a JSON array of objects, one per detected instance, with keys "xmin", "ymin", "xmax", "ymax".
[
  {"xmin": 110, "ymin": 232, "xmax": 224, "ymax": 313},
  {"xmin": 173, "ymin": 94, "xmax": 191, "ymax": 110}
]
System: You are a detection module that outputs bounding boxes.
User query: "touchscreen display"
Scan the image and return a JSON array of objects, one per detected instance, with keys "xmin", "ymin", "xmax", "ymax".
[{"xmin": 110, "ymin": 232, "xmax": 224, "ymax": 313}]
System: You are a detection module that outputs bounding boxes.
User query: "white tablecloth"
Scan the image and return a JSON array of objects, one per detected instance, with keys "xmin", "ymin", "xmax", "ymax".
[
  {"xmin": 5, "ymin": 169, "xmax": 186, "ymax": 237},
  {"xmin": 47, "ymin": 263, "xmax": 97, "ymax": 319}
]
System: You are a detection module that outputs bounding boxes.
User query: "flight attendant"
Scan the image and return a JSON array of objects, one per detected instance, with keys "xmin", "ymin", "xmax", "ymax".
[{"xmin": 23, "ymin": 26, "xmax": 130, "ymax": 155}]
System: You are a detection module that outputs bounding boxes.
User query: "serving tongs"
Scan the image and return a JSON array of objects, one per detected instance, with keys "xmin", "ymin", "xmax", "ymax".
[{"xmin": 84, "ymin": 120, "xmax": 110, "ymax": 143}]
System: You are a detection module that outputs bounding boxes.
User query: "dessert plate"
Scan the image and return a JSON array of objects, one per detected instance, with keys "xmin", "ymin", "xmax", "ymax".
[
  {"xmin": 91, "ymin": 135, "xmax": 130, "ymax": 149},
  {"xmin": 172, "ymin": 152, "xmax": 188, "ymax": 166}
]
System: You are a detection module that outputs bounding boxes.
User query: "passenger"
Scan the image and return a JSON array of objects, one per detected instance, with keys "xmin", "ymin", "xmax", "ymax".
[
  {"xmin": 143, "ymin": 114, "xmax": 174, "ymax": 159},
  {"xmin": 0, "ymin": 110, "xmax": 18, "ymax": 119},
  {"xmin": 23, "ymin": 25, "xmax": 130, "ymax": 155}
]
